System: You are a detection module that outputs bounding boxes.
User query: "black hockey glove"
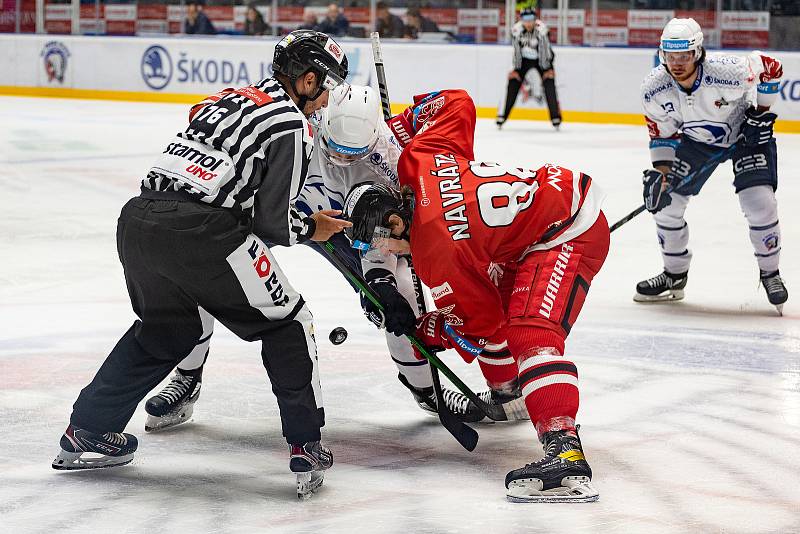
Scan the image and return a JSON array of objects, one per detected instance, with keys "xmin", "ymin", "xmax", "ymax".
[
  {"xmin": 741, "ymin": 107, "xmax": 777, "ymax": 147},
  {"xmin": 642, "ymin": 168, "xmax": 672, "ymax": 214},
  {"xmin": 362, "ymin": 269, "xmax": 416, "ymax": 337}
]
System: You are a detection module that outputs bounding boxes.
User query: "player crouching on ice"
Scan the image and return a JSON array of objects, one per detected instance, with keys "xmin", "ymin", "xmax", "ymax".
[
  {"xmin": 344, "ymin": 89, "xmax": 609, "ymax": 502},
  {"xmin": 636, "ymin": 18, "xmax": 787, "ymax": 313}
]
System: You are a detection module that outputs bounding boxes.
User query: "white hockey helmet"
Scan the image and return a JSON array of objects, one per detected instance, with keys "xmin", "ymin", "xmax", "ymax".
[
  {"xmin": 320, "ymin": 84, "xmax": 382, "ymax": 167},
  {"xmin": 659, "ymin": 18, "xmax": 704, "ymax": 63}
]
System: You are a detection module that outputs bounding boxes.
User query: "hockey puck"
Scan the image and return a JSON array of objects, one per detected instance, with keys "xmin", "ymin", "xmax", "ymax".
[{"xmin": 329, "ymin": 326, "xmax": 348, "ymax": 345}]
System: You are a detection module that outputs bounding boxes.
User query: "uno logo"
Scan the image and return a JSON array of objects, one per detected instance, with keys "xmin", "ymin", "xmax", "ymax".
[{"xmin": 185, "ymin": 165, "xmax": 217, "ymax": 181}]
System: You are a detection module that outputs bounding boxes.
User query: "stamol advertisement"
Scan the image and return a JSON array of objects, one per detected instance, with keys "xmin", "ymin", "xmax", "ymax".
[{"xmin": 0, "ymin": 34, "xmax": 798, "ymax": 123}]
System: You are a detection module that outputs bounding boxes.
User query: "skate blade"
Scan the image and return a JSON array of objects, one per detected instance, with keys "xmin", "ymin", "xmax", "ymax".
[
  {"xmin": 633, "ymin": 289, "xmax": 684, "ymax": 303},
  {"xmin": 52, "ymin": 450, "xmax": 134, "ymax": 470},
  {"xmin": 501, "ymin": 398, "xmax": 530, "ymax": 422},
  {"xmin": 145, "ymin": 404, "xmax": 194, "ymax": 432},
  {"xmin": 775, "ymin": 304, "xmax": 784, "ymax": 316},
  {"xmin": 506, "ymin": 477, "xmax": 599, "ymax": 503},
  {"xmin": 296, "ymin": 471, "xmax": 324, "ymax": 500}
]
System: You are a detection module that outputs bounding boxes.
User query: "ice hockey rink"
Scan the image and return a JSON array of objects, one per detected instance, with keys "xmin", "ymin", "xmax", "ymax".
[{"xmin": 1, "ymin": 95, "xmax": 798, "ymax": 534}]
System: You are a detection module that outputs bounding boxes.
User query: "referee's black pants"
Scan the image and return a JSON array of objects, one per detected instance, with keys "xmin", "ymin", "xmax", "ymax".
[
  {"xmin": 70, "ymin": 193, "xmax": 324, "ymax": 444},
  {"xmin": 497, "ymin": 57, "xmax": 561, "ymax": 125}
]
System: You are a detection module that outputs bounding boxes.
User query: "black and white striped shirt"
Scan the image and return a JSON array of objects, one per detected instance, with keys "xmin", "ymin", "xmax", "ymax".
[
  {"xmin": 511, "ymin": 21, "xmax": 554, "ymax": 71},
  {"xmin": 143, "ymin": 77, "xmax": 313, "ymax": 246}
]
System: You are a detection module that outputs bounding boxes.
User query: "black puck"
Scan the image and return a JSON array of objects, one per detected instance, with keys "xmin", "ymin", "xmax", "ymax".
[{"xmin": 329, "ymin": 326, "xmax": 348, "ymax": 345}]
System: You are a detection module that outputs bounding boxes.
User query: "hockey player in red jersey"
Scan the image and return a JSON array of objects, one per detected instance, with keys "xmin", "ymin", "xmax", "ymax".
[{"xmin": 344, "ymin": 89, "xmax": 609, "ymax": 502}]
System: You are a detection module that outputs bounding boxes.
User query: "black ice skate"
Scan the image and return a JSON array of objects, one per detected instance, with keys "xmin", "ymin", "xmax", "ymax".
[
  {"xmin": 52, "ymin": 424, "xmax": 138, "ymax": 470},
  {"xmin": 290, "ymin": 441, "xmax": 333, "ymax": 499},
  {"xmin": 480, "ymin": 382, "xmax": 530, "ymax": 422},
  {"xmin": 397, "ymin": 373, "xmax": 486, "ymax": 423},
  {"xmin": 760, "ymin": 270, "xmax": 788, "ymax": 315},
  {"xmin": 551, "ymin": 117, "xmax": 562, "ymax": 131},
  {"xmin": 634, "ymin": 270, "xmax": 688, "ymax": 302},
  {"xmin": 144, "ymin": 367, "xmax": 202, "ymax": 432},
  {"xmin": 505, "ymin": 427, "xmax": 598, "ymax": 503}
]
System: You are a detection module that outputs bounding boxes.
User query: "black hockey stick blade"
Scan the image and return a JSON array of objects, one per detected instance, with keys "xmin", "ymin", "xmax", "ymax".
[{"xmin": 430, "ymin": 365, "xmax": 478, "ymax": 451}]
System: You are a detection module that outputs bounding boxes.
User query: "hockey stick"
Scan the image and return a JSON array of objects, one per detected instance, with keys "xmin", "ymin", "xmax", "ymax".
[
  {"xmin": 371, "ymin": 32, "xmax": 392, "ymax": 122},
  {"xmin": 322, "ymin": 241, "xmax": 481, "ymax": 450},
  {"xmin": 369, "ymin": 32, "xmax": 482, "ymax": 443},
  {"xmin": 609, "ymin": 143, "xmax": 738, "ymax": 233},
  {"xmin": 323, "ymin": 241, "xmax": 504, "ymax": 421}
]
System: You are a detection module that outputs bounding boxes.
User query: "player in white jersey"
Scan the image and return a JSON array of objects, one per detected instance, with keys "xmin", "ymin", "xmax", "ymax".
[
  {"xmin": 144, "ymin": 85, "xmax": 485, "ymax": 431},
  {"xmin": 635, "ymin": 17, "xmax": 787, "ymax": 312}
]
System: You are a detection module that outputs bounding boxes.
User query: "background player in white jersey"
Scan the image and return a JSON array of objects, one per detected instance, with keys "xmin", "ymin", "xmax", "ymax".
[
  {"xmin": 144, "ymin": 84, "xmax": 482, "ymax": 431},
  {"xmin": 636, "ymin": 18, "xmax": 787, "ymax": 312}
]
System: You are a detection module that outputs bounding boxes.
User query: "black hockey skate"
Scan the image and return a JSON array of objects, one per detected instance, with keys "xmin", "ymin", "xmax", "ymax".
[
  {"xmin": 144, "ymin": 367, "xmax": 202, "ymax": 432},
  {"xmin": 760, "ymin": 270, "xmax": 788, "ymax": 315},
  {"xmin": 634, "ymin": 270, "xmax": 688, "ymax": 302},
  {"xmin": 52, "ymin": 424, "xmax": 138, "ymax": 470},
  {"xmin": 397, "ymin": 373, "xmax": 487, "ymax": 423},
  {"xmin": 481, "ymin": 382, "xmax": 530, "ymax": 422},
  {"xmin": 505, "ymin": 427, "xmax": 598, "ymax": 503},
  {"xmin": 290, "ymin": 441, "xmax": 333, "ymax": 499}
]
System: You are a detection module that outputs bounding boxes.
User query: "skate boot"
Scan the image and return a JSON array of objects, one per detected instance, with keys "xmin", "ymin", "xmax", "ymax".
[
  {"xmin": 397, "ymin": 373, "xmax": 486, "ymax": 423},
  {"xmin": 290, "ymin": 440, "xmax": 333, "ymax": 499},
  {"xmin": 52, "ymin": 424, "xmax": 138, "ymax": 470},
  {"xmin": 144, "ymin": 367, "xmax": 202, "ymax": 432},
  {"xmin": 496, "ymin": 118, "xmax": 506, "ymax": 130},
  {"xmin": 760, "ymin": 270, "xmax": 788, "ymax": 315},
  {"xmin": 551, "ymin": 117, "xmax": 562, "ymax": 131},
  {"xmin": 505, "ymin": 426, "xmax": 598, "ymax": 503},
  {"xmin": 481, "ymin": 379, "xmax": 529, "ymax": 422},
  {"xmin": 634, "ymin": 270, "xmax": 688, "ymax": 302}
]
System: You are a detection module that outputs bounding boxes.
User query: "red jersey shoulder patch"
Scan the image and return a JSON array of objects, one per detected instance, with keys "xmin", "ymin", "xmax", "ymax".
[{"xmin": 234, "ymin": 86, "xmax": 273, "ymax": 106}]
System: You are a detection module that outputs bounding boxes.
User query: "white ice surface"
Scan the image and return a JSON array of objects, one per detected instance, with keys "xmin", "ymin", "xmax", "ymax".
[{"xmin": 1, "ymin": 97, "xmax": 799, "ymax": 534}]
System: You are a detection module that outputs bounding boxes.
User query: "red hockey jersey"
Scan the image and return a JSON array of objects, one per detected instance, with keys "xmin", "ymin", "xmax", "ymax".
[{"xmin": 397, "ymin": 90, "xmax": 604, "ymax": 346}]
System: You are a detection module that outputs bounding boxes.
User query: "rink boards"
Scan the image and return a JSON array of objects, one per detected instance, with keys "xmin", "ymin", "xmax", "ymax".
[{"xmin": 0, "ymin": 33, "xmax": 799, "ymax": 131}]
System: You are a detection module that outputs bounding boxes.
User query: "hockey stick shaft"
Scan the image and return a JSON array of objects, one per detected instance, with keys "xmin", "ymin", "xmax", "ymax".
[
  {"xmin": 371, "ymin": 32, "xmax": 392, "ymax": 121},
  {"xmin": 609, "ymin": 143, "xmax": 738, "ymax": 234},
  {"xmin": 322, "ymin": 241, "xmax": 505, "ymax": 422},
  {"xmin": 321, "ymin": 242, "xmax": 480, "ymax": 449}
]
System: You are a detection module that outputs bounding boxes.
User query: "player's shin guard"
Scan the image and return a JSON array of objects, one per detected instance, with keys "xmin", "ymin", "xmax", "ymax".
[{"xmin": 738, "ymin": 185, "xmax": 781, "ymax": 274}]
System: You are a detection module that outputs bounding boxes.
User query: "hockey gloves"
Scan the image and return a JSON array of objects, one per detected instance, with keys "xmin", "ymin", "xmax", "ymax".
[
  {"xmin": 642, "ymin": 168, "xmax": 672, "ymax": 214},
  {"xmin": 742, "ymin": 107, "xmax": 777, "ymax": 147},
  {"xmin": 363, "ymin": 270, "xmax": 416, "ymax": 337},
  {"xmin": 415, "ymin": 310, "xmax": 484, "ymax": 363}
]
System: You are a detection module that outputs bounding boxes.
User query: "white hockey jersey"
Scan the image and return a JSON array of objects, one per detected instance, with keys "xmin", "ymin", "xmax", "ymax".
[
  {"xmin": 641, "ymin": 52, "xmax": 781, "ymax": 164},
  {"xmin": 296, "ymin": 120, "xmax": 402, "ymax": 216}
]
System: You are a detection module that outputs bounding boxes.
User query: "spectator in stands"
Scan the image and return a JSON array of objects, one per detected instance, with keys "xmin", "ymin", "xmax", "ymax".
[
  {"xmin": 185, "ymin": 1, "xmax": 217, "ymax": 35},
  {"xmin": 298, "ymin": 11, "xmax": 318, "ymax": 31},
  {"xmin": 315, "ymin": 3, "xmax": 349, "ymax": 37},
  {"xmin": 375, "ymin": 1, "xmax": 405, "ymax": 38},
  {"xmin": 244, "ymin": 4, "xmax": 270, "ymax": 36},
  {"xmin": 404, "ymin": 7, "xmax": 439, "ymax": 39}
]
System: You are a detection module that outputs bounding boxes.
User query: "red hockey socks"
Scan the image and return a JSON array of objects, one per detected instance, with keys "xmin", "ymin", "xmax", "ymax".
[{"xmin": 507, "ymin": 328, "xmax": 579, "ymax": 438}]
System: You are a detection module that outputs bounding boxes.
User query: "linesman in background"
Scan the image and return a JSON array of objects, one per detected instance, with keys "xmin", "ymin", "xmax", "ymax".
[{"xmin": 497, "ymin": 8, "xmax": 562, "ymax": 130}]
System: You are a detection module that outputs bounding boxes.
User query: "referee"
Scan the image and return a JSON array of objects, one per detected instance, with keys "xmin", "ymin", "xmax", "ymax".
[
  {"xmin": 497, "ymin": 8, "xmax": 562, "ymax": 130},
  {"xmin": 53, "ymin": 31, "xmax": 350, "ymax": 476}
]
